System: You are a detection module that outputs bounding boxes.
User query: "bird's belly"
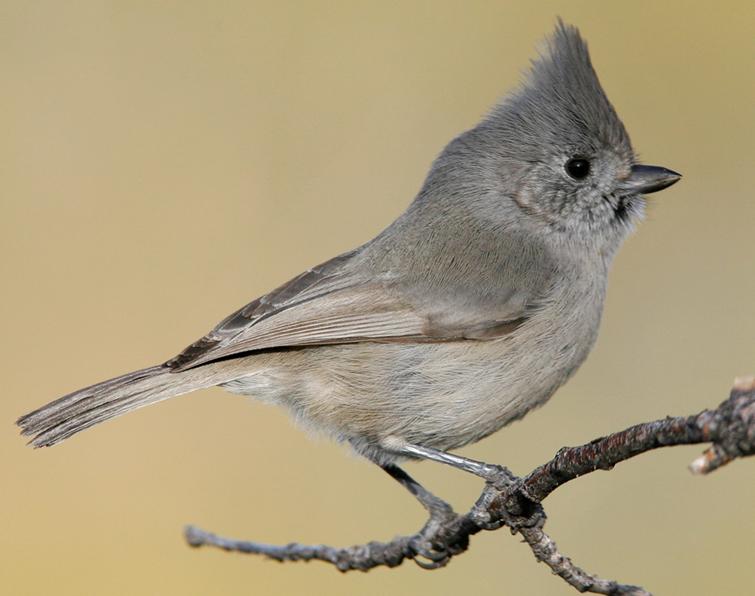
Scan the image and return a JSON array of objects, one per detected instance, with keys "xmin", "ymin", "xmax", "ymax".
[{"xmin": 225, "ymin": 312, "xmax": 599, "ymax": 457}]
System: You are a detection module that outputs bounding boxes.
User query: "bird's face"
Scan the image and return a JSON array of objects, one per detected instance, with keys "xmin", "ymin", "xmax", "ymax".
[{"xmin": 513, "ymin": 142, "xmax": 680, "ymax": 238}]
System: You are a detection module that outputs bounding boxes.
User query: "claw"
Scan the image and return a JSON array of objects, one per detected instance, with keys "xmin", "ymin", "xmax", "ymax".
[
  {"xmin": 481, "ymin": 464, "xmax": 517, "ymax": 488},
  {"xmin": 409, "ymin": 536, "xmax": 452, "ymax": 569},
  {"xmin": 413, "ymin": 552, "xmax": 450, "ymax": 569},
  {"xmin": 408, "ymin": 506, "xmax": 467, "ymax": 569},
  {"xmin": 476, "ymin": 517, "xmax": 506, "ymax": 531}
]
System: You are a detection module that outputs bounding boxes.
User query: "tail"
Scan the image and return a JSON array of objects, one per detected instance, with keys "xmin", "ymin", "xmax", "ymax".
[{"xmin": 17, "ymin": 362, "xmax": 239, "ymax": 448}]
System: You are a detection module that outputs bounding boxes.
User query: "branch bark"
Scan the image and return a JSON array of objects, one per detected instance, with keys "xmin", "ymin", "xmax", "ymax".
[{"xmin": 186, "ymin": 376, "xmax": 755, "ymax": 596}]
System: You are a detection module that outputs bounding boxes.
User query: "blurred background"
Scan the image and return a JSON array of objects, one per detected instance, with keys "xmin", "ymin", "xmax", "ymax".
[{"xmin": 2, "ymin": 2, "xmax": 753, "ymax": 595}]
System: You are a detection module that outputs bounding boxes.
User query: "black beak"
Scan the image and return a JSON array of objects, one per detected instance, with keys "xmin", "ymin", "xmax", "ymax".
[{"xmin": 619, "ymin": 165, "xmax": 682, "ymax": 195}]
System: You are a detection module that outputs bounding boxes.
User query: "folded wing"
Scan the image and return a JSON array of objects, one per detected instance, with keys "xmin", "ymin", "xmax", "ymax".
[{"xmin": 167, "ymin": 249, "xmax": 531, "ymax": 371}]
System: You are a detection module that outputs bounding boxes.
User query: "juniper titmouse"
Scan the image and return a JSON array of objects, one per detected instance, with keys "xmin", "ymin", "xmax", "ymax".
[{"xmin": 19, "ymin": 23, "xmax": 680, "ymax": 503}]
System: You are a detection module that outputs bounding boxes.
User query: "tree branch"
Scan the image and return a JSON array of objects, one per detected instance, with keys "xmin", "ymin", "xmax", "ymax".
[{"xmin": 186, "ymin": 376, "xmax": 755, "ymax": 596}]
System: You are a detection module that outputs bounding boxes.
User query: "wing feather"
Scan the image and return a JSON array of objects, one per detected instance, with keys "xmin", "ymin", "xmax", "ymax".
[
  {"xmin": 167, "ymin": 251, "xmax": 428, "ymax": 370},
  {"xmin": 167, "ymin": 248, "xmax": 532, "ymax": 371}
]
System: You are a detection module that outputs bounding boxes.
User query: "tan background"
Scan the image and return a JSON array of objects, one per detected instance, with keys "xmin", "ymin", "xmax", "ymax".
[{"xmin": 2, "ymin": 2, "xmax": 753, "ymax": 595}]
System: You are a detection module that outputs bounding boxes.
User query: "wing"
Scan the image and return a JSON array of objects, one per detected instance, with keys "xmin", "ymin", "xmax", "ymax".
[
  {"xmin": 167, "ymin": 250, "xmax": 424, "ymax": 370},
  {"xmin": 166, "ymin": 248, "xmax": 531, "ymax": 372}
]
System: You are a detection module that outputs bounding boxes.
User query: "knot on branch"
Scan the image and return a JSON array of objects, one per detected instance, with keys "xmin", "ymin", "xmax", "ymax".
[
  {"xmin": 480, "ymin": 481, "xmax": 545, "ymax": 533},
  {"xmin": 690, "ymin": 376, "xmax": 755, "ymax": 474}
]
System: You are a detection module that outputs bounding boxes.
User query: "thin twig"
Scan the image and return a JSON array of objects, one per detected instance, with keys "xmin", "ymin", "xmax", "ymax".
[{"xmin": 187, "ymin": 376, "xmax": 755, "ymax": 595}]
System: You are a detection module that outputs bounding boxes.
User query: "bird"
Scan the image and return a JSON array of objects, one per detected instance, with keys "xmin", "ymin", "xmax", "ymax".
[{"xmin": 18, "ymin": 21, "xmax": 680, "ymax": 529}]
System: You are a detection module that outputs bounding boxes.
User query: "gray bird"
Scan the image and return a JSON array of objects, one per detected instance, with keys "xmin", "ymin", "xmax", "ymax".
[{"xmin": 18, "ymin": 22, "xmax": 680, "ymax": 523}]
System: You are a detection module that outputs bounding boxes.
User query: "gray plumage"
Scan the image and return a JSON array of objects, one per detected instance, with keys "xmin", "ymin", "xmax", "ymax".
[{"xmin": 17, "ymin": 22, "xmax": 680, "ymax": 469}]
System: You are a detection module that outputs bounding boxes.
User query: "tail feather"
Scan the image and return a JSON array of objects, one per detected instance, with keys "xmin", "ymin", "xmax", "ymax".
[{"xmin": 17, "ymin": 362, "xmax": 240, "ymax": 448}]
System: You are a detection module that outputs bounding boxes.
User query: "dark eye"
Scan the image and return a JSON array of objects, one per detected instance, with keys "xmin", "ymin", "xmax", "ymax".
[{"xmin": 565, "ymin": 157, "xmax": 591, "ymax": 180}]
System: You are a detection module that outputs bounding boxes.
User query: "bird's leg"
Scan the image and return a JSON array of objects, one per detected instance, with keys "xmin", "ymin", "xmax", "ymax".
[
  {"xmin": 380, "ymin": 463, "xmax": 461, "ymax": 568},
  {"xmin": 393, "ymin": 442, "xmax": 515, "ymax": 486},
  {"xmin": 382, "ymin": 463, "xmax": 454, "ymax": 520}
]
